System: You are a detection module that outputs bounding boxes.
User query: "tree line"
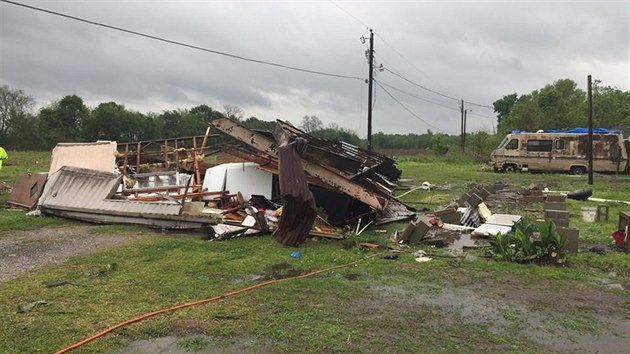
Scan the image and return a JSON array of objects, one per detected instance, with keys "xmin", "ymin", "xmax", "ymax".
[
  {"xmin": 494, "ymin": 79, "xmax": 630, "ymax": 134},
  {"xmin": 1, "ymin": 77, "xmax": 628, "ymax": 160}
]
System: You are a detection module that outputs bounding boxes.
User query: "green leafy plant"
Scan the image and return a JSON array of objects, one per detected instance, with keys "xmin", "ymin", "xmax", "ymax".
[
  {"xmin": 490, "ymin": 232, "xmax": 516, "ymax": 262},
  {"xmin": 490, "ymin": 218, "xmax": 566, "ymax": 263}
]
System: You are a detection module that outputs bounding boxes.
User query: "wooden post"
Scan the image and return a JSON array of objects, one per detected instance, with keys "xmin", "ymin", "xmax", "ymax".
[{"xmin": 136, "ymin": 142, "xmax": 141, "ymax": 172}]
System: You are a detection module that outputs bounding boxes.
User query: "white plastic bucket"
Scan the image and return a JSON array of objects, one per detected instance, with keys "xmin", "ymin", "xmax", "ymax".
[{"xmin": 581, "ymin": 207, "xmax": 597, "ymax": 222}]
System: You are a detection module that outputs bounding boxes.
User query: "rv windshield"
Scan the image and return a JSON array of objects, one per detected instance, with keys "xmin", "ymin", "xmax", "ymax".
[{"xmin": 496, "ymin": 137, "xmax": 508, "ymax": 149}]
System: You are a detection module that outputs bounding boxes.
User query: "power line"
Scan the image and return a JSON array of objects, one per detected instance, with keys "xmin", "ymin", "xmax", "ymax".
[
  {"xmin": 374, "ymin": 81, "xmax": 445, "ymax": 133},
  {"xmin": 384, "ymin": 67, "xmax": 494, "ymax": 109},
  {"xmin": 376, "ymin": 80, "xmax": 461, "ymax": 112},
  {"xmin": 328, "ymin": 0, "xmax": 369, "ymax": 30},
  {"xmin": 384, "ymin": 67, "xmax": 460, "ymax": 102},
  {"xmin": 1, "ymin": 0, "xmax": 364, "ymax": 81},
  {"xmin": 326, "ymin": 1, "xmax": 494, "ymax": 110},
  {"xmin": 467, "ymin": 111, "xmax": 497, "ymax": 120}
]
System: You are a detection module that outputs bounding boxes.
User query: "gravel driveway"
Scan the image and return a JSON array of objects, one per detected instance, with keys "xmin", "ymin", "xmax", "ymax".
[{"xmin": 0, "ymin": 225, "xmax": 147, "ymax": 283}]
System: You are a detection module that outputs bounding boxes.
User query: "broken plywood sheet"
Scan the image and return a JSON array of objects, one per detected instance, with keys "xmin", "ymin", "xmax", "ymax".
[
  {"xmin": 7, "ymin": 173, "xmax": 47, "ymax": 210},
  {"xmin": 48, "ymin": 141, "xmax": 117, "ymax": 175}
]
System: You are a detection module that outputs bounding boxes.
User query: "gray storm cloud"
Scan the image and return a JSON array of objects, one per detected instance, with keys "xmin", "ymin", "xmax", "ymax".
[{"xmin": 1, "ymin": 0, "xmax": 627, "ymax": 136}]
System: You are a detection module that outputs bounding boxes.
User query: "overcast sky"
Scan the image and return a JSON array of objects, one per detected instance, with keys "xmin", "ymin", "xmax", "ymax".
[{"xmin": 1, "ymin": 0, "xmax": 628, "ymax": 136}]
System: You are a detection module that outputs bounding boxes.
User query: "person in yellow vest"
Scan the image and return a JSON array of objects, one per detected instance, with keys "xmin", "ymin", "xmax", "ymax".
[{"xmin": 0, "ymin": 147, "xmax": 7, "ymax": 170}]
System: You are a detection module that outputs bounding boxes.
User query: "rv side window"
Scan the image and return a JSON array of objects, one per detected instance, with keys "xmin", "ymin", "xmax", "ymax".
[
  {"xmin": 555, "ymin": 140, "xmax": 565, "ymax": 150},
  {"xmin": 506, "ymin": 139, "xmax": 518, "ymax": 150},
  {"xmin": 527, "ymin": 140, "xmax": 552, "ymax": 152}
]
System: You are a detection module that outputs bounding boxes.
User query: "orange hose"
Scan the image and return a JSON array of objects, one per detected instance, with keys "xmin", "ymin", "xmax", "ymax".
[{"xmin": 55, "ymin": 252, "xmax": 383, "ymax": 353}]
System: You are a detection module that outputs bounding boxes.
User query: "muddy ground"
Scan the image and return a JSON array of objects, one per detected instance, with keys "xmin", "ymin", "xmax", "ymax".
[
  {"xmin": 0, "ymin": 225, "xmax": 147, "ymax": 283},
  {"xmin": 2, "ymin": 225, "xmax": 629, "ymax": 353}
]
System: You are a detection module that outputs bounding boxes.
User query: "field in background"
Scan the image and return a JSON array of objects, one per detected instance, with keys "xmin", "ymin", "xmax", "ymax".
[{"xmin": 1, "ymin": 151, "xmax": 629, "ymax": 353}]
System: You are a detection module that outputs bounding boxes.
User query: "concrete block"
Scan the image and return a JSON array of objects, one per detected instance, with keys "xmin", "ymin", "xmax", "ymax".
[
  {"xmin": 546, "ymin": 195, "xmax": 566, "ymax": 202},
  {"xmin": 558, "ymin": 227, "xmax": 579, "ymax": 252},
  {"xmin": 457, "ymin": 193, "xmax": 470, "ymax": 206},
  {"xmin": 523, "ymin": 195, "xmax": 545, "ymax": 203},
  {"xmin": 399, "ymin": 217, "xmax": 432, "ymax": 244},
  {"xmin": 545, "ymin": 210, "xmax": 569, "ymax": 220},
  {"xmin": 399, "ymin": 221, "xmax": 417, "ymax": 242},
  {"xmin": 435, "ymin": 208, "xmax": 460, "ymax": 224},
  {"xmin": 476, "ymin": 188, "xmax": 490, "ymax": 200},
  {"xmin": 409, "ymin": 218, "xmax": 431, "ymax": 244},
  {"xmin": 467, "ymin": 193, "xmax": 483, "ymax": 208},
  {"xmin": 544, "ymin": 202, "xmax": 567, "ymax": 211},
  {"xmin": 548, "ymin": 218, "xmax": 569, "ymax": 227}
]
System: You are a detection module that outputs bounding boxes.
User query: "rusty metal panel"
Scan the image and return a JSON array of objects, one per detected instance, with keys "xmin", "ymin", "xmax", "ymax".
[
  {"xmin": 48, "ymin": 141, "xmax": 117, "ymax": 175},
  {"xmin": 7, "ymin": 173, "xmax": 47, "ymax": 210},
  {"xmin": 39, "ymin": 166, "xmax": 182, "ymax": 216},
  {"xmin": 275, "ymin": 139, "xmax": 316, "ymax": 246}
]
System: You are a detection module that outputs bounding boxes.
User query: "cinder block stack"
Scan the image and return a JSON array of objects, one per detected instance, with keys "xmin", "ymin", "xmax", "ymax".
[{"xmin": 544, "ymin": 195, "xmax": 579, "ymax": 252}]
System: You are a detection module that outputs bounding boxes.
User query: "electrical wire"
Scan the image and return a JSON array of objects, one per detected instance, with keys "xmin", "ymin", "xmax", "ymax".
[
  {"xmin": 384, "ymin": 67, "xmax": 460, "ymax": 102},
  {"xmin": 328, "ymin": 0, "xmax": 369, "ymax": 30},
  {"xmin": 376, "ymin": 80, "xmax": 461, "ymax": 112},
  {"xmin": 327, "ymin": 0, "xmax": 495, "ymax": 110},
  {"xmin": 384, "ymin": 68, "xmax": 495, "ymax": 109},
  {"xmin": 1, "ymin": 0, "xmax": 364, "ymax": 81},
  {"xmin": 374, "ymin": 80, "xmax": 445, "ymax": 133}
]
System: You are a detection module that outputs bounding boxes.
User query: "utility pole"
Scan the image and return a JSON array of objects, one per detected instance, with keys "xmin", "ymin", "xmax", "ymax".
[
  {"xmin": 587, "ymin": 75, "xmax": 593, "ymax": 185},
  {"xmin": 367, "ymin": 29, "xmax": 374, "ymax": 151},
  {"xmin": 460, "ymin": 99, "xmax": 465, "ymax": 153},
  {"xmin": 463, "ymin": 108, "xmax": 468, "ymax": 153}
]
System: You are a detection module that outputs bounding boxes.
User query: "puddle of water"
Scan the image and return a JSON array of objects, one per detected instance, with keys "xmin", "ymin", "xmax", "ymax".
[
  {"xmin": 375, "ymin": 284, "xmax": 630, "ymax": 352},
  {"xmin": 449, "ymin": 233, "xmax": 476, "ymax": 252}
]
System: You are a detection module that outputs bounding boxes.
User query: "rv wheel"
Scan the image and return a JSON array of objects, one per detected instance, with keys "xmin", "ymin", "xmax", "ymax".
[
  {"xmin": 570, "ymin": 166, "xmax": 586, "ymax": 175},
  {"xmin": 503, "ymin": 164, "xmax": 517, "ymax": 173}
]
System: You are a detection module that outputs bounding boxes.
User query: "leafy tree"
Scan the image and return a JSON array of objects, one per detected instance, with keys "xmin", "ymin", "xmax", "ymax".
[
  {"xmin": 242, "ymin": 116, "xmax": 277, "ymax": 131},
  {"xmin": 496, "ymin": 79, "xmax": 588, "ymax": 133},
  {"xmin": 83, "ymin": 102, "xmax": 146, "ymax": 142},
  {"xmin": 299, "ymin": 115, "xmax": 322, "ymax": 133},
  {"xmin": 430, "ymin": 134, "xmax": 450, "ymax": 155},
  {"xmin": 313, "ymin": 123, "xmax": 362, "ymax": 146},
  {"xmin": 493, "ymin": 93, "xmax": 518, "ymax": 124},
  {"xmin": 5, "ymin": 113, "xmax": 45, "ymax": 150},
  {"xmin": 592, "ymin": 81, "xmax": 630, "ymax": 130},
  {"xmin": 469, "ymin": 130, "xmax": 491, "ymax": 161},
  {"xmin": 39, "ymin": 94, "xmax": 90, "ymax": 146},
  {"xmin": 0, "ymin": 85, "xmax": 34, "ymax": 145}
]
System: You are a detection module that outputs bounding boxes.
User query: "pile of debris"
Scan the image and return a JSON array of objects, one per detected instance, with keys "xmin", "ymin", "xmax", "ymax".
[
  {"xmin": 6, "ymin": 120, "xmax": 415, "ymax": 247},
  {"xmin": 394, "ymin": 182, "xmax": 523, "ymax": 247}
]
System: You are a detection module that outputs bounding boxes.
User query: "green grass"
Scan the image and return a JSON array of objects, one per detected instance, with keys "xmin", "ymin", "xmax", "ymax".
[{"xmin": 1, "ymin": 151, "xmax": 629, "ymax": 353}]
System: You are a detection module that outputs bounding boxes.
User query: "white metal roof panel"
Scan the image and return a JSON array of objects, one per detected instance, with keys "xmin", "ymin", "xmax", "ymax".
[
  {"xmin": 40, "ymin": 166, "xmax": 182, "ymax": 216},
  {"xmin": 48, "ymin": 141, "xmax": 117, "ymax": 175}
]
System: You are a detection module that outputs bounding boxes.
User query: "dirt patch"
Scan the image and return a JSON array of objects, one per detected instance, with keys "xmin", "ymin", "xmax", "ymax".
[
  {"xmin": 118, "ymin": 335, "xmax": 277, "ymax": 354},
  {"xmin": 262, "ymin": 262, "xmax": 302, "ymax": 279},
  {"xmin": 0, "ymin": 225, "xmax": 148, "ymax": 283}
]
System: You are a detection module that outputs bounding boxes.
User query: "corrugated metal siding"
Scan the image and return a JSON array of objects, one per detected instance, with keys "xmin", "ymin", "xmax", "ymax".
[
  {"xmin": 48, "ymin": 141, "xmax": 118, "ymax": 175},
  {"xmin": 275, "ymin": 139, "xmax": 316, "ymax": 246},
  {"xmin": 40, "ymin": 166, "xmax": 182, "ymax": 216}
]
